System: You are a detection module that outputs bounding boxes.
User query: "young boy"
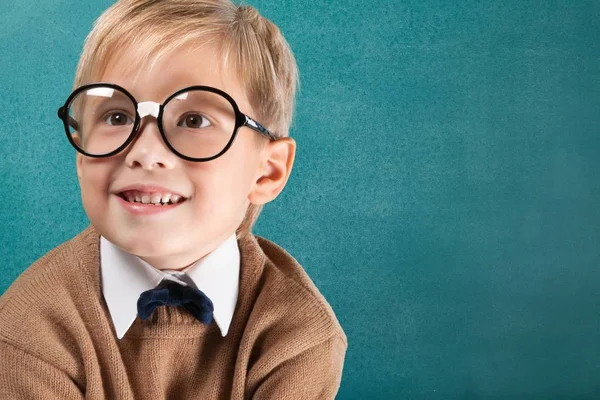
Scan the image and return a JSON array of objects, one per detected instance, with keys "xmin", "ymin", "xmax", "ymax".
[{"xmin": 0, "ymin": 0, "xmax": 347, "ymax": 398}]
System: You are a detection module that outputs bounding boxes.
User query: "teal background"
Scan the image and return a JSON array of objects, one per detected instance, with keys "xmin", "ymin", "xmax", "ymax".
[{"xmin": 1, "ymin": 0, "xmax": 599, "ymax": 398}]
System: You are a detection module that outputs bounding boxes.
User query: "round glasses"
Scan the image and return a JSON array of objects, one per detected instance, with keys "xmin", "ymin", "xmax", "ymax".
[{"xmin": 57, "ymin": 83, "xmax": 276, "ymax": 162}]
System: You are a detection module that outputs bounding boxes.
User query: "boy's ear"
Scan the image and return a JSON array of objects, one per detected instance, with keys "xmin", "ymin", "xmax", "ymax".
[{"xmin": 248, "ymin": 137, "xmax": 296, "ymax": 205}]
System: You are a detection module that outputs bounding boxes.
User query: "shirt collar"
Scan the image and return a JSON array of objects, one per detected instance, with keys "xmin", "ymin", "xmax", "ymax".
[{"xmin": 100, "ymin": 234, "xmax": 240, "ymax": 339}]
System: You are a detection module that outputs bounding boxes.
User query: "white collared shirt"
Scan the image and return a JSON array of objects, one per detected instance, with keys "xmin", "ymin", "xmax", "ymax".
[{"xmin": 100, "ymin": 234, "xmax": 240, "ymax": 339}]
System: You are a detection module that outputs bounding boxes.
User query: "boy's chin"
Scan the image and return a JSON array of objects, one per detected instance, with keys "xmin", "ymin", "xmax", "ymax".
[
  {"xmin": 99, "ymin": 227, "xmax": 183, "ymax": 259},
  {"xmin": 118, "ymin": 235, "xmax": 179, "ymax": 257}
]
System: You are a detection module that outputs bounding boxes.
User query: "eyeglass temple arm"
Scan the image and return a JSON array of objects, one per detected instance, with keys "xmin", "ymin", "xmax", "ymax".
[
  {"xmin": 57, "ymin": 107, "xmax": 80, "ymax": 132},
  {"xmin": 243, "ymin": 115, "xmax": 277, "ymax": 141}
]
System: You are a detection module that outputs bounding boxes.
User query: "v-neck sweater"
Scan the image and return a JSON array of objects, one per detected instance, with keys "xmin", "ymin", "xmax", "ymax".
[{"xmin": 0, "ymin": 225, "xmax": 347, "ymax": 399}]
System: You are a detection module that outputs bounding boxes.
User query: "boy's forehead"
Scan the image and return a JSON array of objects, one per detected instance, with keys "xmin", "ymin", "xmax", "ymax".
[{"xmin": 97, "ymin": 42, "xmax": 248, "ymax": 104}]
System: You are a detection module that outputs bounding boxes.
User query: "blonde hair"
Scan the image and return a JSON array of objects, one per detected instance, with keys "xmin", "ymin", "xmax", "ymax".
[{"xmin": 73, "ymin": 0, "xmax": 299, "ymax": 239}]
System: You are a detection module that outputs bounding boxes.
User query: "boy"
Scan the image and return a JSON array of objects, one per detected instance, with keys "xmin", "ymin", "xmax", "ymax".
[{"xmin": 0, "ymin": 0, "xmax": 347, "ymax": 398}]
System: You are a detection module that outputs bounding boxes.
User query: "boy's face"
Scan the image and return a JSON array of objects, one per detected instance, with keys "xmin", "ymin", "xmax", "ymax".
[{"xmin": 76, "ymin": 42, "xmax": 292, "ymax": 270}]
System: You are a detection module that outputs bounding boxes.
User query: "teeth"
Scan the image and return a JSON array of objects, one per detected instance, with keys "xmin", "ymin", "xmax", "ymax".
[
  {"xmin": 150, "ymin": 194, "xmax": 162, "ymax": 204},
  {"xmin": 122, "ymin": 191, "xmax": 185, "ymax": 205}
]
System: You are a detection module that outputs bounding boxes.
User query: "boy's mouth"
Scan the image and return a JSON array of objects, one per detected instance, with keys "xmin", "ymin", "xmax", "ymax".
[{"xmin": 117, "ymin": 190, "xmax": 187, "ymax": 206}]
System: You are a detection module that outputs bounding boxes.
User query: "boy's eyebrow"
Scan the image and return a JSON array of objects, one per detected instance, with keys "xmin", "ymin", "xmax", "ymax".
[{"xmin": 168, "ymin": 93, "xmax": 235, "ymax": 114}]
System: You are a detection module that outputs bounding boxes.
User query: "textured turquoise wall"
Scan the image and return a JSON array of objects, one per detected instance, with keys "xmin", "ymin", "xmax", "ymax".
[{"xmin": 1, "ymin": 1, "xmax": 599, "ymax": 398}]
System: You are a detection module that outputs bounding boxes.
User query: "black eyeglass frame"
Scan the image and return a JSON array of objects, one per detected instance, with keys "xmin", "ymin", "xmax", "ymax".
[{"xmin": 57, "ymin": 82, "xmax": 277, "ymax": 162}]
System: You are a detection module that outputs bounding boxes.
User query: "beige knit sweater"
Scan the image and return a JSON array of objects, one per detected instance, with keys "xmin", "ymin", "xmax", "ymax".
[{"xmin": 0, "ymin": 225, "xmax": 347, "ymax": 399}]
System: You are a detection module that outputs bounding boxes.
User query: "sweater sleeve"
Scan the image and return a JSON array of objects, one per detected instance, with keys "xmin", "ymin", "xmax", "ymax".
[
  {"xmin": 250, "ymin": 334, "xmax": 347, "ymax": 400},
  {"xmin": 0, "ymin": 341, "xmax": 85, "ymax": 399}
]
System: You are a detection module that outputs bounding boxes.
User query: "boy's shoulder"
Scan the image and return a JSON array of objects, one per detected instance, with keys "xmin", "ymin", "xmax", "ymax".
[
  {"xmin": 0, "ymin": 226, "xmax": 95, "ymax": 308},
  {"xmin": 0, "ymin": 227, "xmax": 97, "ymax": 358},
  {"xmin": 246, "ymin": 234, "xmax": 347, "ymax": 352},
  {"xmin": 1, "ymin": 227, "xmax": 89, "ymax": 302}
]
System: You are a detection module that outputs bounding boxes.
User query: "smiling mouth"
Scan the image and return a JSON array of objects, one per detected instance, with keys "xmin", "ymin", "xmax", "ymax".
[{"xmin": 117, "ymin": 190, "xmax": 187, "ymax": 206}]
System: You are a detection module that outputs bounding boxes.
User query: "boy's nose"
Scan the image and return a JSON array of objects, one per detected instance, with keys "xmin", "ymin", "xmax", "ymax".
[{"xmin": 124, "ymin": 114, "xmax": 178, "ymax": 170}]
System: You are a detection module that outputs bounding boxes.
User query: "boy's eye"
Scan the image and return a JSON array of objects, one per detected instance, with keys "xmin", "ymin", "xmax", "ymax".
[
  {"xmin": 177, "ymin": 113, "xmax": 212, "ymax": 129},
  {"xmin": 104, "ymin": 112, "xmax": 133, "ymax": 126}
]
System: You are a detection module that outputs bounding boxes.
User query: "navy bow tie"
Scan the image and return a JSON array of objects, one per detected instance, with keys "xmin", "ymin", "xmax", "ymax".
[{"xmin": 137, "ymin": 280, "xmax": 214, "ymax": 324}]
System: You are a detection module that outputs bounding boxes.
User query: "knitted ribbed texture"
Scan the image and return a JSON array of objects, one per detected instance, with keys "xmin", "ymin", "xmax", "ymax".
[{"xmin": 0, "ymin": 225, "xmax": 347, "ymax": 399}]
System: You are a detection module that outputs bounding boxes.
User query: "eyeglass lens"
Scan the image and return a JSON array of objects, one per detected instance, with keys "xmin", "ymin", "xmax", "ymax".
[{"xmin": 66, "ymin": 86, "xmax": 237, "ymax": 159}]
